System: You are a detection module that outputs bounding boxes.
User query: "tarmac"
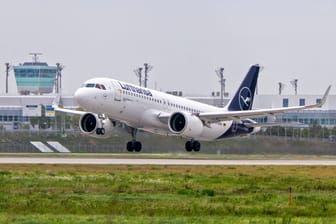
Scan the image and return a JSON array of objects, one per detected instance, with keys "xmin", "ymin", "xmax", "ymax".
[{"xmin": 0, "ymin": 157, "xmax": 335, "ymax": 165}]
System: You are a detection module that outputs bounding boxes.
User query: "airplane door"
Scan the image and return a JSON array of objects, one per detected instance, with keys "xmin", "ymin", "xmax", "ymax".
[
  {"xmin": 163, "ymin": 99, "xmax": 168, "ymax": 110},
  {"xmin": 111, "ymin": 81, "xmax": 122, "ymax": 102}
]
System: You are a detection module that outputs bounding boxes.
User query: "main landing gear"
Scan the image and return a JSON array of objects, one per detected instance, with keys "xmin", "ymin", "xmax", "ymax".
[
  {"xmin": 126, "ymin": 128, "xmax": 142, "ymax": 152},
  {"xmin": 127, "ymin": 141, "xmax": 142, "ymax": 152},
  {"xmin": 185, "ymin": 140, "xmax": 201, "ymax": 152}
]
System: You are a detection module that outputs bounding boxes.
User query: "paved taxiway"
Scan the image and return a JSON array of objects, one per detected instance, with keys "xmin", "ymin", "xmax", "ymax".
[{"xmin": 0, "ymin": 157, "xmax": 336, "ymax": 165}]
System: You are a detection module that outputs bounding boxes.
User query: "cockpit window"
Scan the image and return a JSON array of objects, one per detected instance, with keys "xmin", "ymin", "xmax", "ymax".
[
  {"xmin": 84, "ymin": 83, "xmax": 107, "ymax": 90},
  {"xmin": 85, "ymin": 83, "xmax": 95, "ymax": 88},
  {"xmin": 95, "ymin": 84, "xmax": 106, "ymax": 90}
]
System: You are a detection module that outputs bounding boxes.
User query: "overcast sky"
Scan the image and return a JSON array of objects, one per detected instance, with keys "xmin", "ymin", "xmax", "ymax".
[{"xmin": 0, "ymin": 0, "xmax": 335, "ymax": 96}]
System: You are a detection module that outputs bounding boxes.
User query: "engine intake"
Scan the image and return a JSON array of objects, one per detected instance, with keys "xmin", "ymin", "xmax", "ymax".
[
  {"xmin": 80, "ymin": 113, "xmax": 97, "ymax": 133},
  {"xmin": 79, "ymin": 113, "xmax": 113, "ymax": 138},
  {"xmin": 168, "ymin": 112, "xmax": 203, "ymax": 138}
]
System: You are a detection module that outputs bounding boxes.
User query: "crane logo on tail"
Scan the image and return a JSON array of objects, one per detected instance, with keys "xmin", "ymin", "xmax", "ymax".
[{"xmin": 238, "ymin": 87, "xmax": 252, "ymax": 110}]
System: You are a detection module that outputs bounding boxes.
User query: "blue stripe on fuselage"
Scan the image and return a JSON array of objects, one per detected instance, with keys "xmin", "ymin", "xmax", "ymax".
[{"xmin": 217, "ymin": 121, "xmax": 254, "ymax": 139}]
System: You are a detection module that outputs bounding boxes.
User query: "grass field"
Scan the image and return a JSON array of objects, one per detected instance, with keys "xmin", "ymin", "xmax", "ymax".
[{"xmin": 0, "ymin": 164, "xmax": 336, "ymax": 223}]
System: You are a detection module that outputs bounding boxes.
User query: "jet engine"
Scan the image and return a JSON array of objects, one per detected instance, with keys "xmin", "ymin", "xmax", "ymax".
[
  {"xmin": 79, "ymin": 113, "xmax": 114, "ymax": 138},
  {"xmin": 242, "ymin": 119, "xmax": 261, "ymax": 134},
  {"xmin": 168, "ymin": 112, "xmax": 203, "ymax": 138}
]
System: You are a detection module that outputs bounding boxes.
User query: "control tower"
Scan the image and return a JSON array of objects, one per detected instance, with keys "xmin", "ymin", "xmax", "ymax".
[{"xmin": 13, "ymin": 53, "xmax": 57, "ymax": 95}]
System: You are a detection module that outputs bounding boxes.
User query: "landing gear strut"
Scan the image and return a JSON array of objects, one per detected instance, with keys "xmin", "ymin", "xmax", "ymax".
[
  {"xmin": 185, "ymin": 140, "xmax": 201, "ymax": 152},
  {"xmin": 96, "ymin": 114, "xmax": 106, "ymax": 136},
  {"xmin": 126, "ymin": 128, "xmax": 142, "ymax": 152}
]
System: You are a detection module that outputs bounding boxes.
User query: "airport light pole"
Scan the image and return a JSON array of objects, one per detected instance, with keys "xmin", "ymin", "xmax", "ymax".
[
  {"xmin": 56, "ymin": 63, "xmax": 64, "ymax": 94},
  {"xmin": 5, "ymin": 63, "xmax": 12, "ymax": 94},
  {"xmin": 134, "ymin": 67, "xmax": 143, "ymax": 86},
  {"xmin": 143, "ymin": 63, "xmax": 153, "ymax": 88},
  {"xmin": 278, "ymin": 82, "xmax": 285, "ymax": 95},
  {"xmin": 290, "ymin": 79, "xmax": 298, "ymax": 95},
  {"xmin": 216, "ymin": 67, "xmax": 225, "ymax": 108}
]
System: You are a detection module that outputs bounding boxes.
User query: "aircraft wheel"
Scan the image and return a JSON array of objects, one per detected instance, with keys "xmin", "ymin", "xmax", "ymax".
[
  {"xmin": 126, "ymin": 141, "xmax": 134, "ymax": 152},
  {"xmin": 96, "ymin": 128, "xmax": 101, "ymax": 135},
  {"xmin": 134, "ymin": 141, "xmax": 142, "ymax": 152},
  {"xmin": 185, "ymin": 141, "xmax": 193, "ymax": 152},
  {"xmin": 193, "ymin": 141, "xmax": 201, "ymax": 152}
]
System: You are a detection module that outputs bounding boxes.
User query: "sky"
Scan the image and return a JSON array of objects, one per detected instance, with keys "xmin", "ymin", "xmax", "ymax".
[{"xmin": 0, "ymin": 0, "xmax": 335, "ymax": 96}]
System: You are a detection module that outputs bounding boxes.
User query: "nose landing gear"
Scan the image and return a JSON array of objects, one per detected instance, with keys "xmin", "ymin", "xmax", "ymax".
[{"xmin": 96, "ymin": 114, "xmax": 106, "ymax": 136}]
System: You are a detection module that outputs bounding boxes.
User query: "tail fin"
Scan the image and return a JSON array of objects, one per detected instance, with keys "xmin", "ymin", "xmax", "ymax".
[{"xmin": 227, "ymin": 64, "xmax": 260, "ymax": 111}]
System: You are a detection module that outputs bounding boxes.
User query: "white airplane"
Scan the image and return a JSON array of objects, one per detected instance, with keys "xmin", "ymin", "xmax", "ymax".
[{"xmin": 54, "ymin": 64, "xmax": 331, "ymax": 152}]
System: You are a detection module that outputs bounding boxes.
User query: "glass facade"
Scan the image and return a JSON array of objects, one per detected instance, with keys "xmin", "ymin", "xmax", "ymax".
[
  {"xmin": 299, "ymin": 98, "xmax": 305, "ymax": 106},
  {"xmin": 0, "ymin": 107, "xmax": 28, "ymax": 123},
  {"xmin": 279, "ymin": 110, "xmax": 336, "ymax": 127},
  {"xmin": 13, "ymin": 62, "xmax": 57, "ymax": 95}
]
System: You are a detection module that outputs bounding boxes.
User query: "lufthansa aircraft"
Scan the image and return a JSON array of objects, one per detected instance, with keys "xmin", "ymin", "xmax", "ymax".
[{"xmin": 54, "ymin": 65, "xmax": 331, "ymax": 152}]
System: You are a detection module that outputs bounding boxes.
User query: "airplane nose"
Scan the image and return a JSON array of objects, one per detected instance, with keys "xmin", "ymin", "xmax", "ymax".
[{"xmin": 74, "ymin": 88, "xmax": 86, "ymax": 107}]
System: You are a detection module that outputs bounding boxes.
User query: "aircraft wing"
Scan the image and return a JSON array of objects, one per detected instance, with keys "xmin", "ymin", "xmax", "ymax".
[
  {"xmin": 198, "ymin": 85, "xmax": 331, "ymax": 123},
  {"xmin": 53, "ymin": 106, "xmax": 87, "ymax": 115},
  {"xmin": 52, "ymin": 95, "xmax": 87, "ymax": 115}
]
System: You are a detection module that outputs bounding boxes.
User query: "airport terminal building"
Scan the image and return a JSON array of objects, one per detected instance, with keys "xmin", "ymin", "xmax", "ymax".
[{"xmin": 0, "ymin": 93, "xmax": 335, "ymax": 131}]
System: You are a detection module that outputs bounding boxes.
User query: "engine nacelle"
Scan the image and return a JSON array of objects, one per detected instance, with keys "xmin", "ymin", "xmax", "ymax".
[
  {"xmin": 242, "ymin": 119, "xmax": 261, "ymax": 134},
  {"xmin": 251, "ymin": 126, "xmax": 261, "ymax": 134},
  {"xmin": 79, "ymin": 113, "xmax": 114, "ymax": 138},
  {"xmin": 168, "ymin": 112, "xmax": 203, "ymax": 138}
]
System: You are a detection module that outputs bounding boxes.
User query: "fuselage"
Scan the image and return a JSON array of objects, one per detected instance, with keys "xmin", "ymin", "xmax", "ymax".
[{"xmin": 74, "ymin": 77, "xmax": 255, "ymax": 141}]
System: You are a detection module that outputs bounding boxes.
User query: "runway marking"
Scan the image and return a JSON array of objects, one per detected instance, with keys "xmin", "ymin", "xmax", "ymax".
[{"xmin": 0, "ymin": 157, "xmax": 336, "ymax": 165}]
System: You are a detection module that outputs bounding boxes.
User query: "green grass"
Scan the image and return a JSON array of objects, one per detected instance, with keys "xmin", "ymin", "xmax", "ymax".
[{"xmin": 0, "ymin": 165, "xmax": 335, "ymax": 223}]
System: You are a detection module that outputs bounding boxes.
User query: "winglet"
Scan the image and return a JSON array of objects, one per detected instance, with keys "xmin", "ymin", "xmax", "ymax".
[{"xmin": 317, "ymin": 85, "xmax": 331, "ymax": 107}]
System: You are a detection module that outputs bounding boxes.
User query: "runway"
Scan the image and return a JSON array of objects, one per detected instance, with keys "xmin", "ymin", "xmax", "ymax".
[{"xmin": 0, "ymin": 157, "xmax": 336, "ymax": 165}]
